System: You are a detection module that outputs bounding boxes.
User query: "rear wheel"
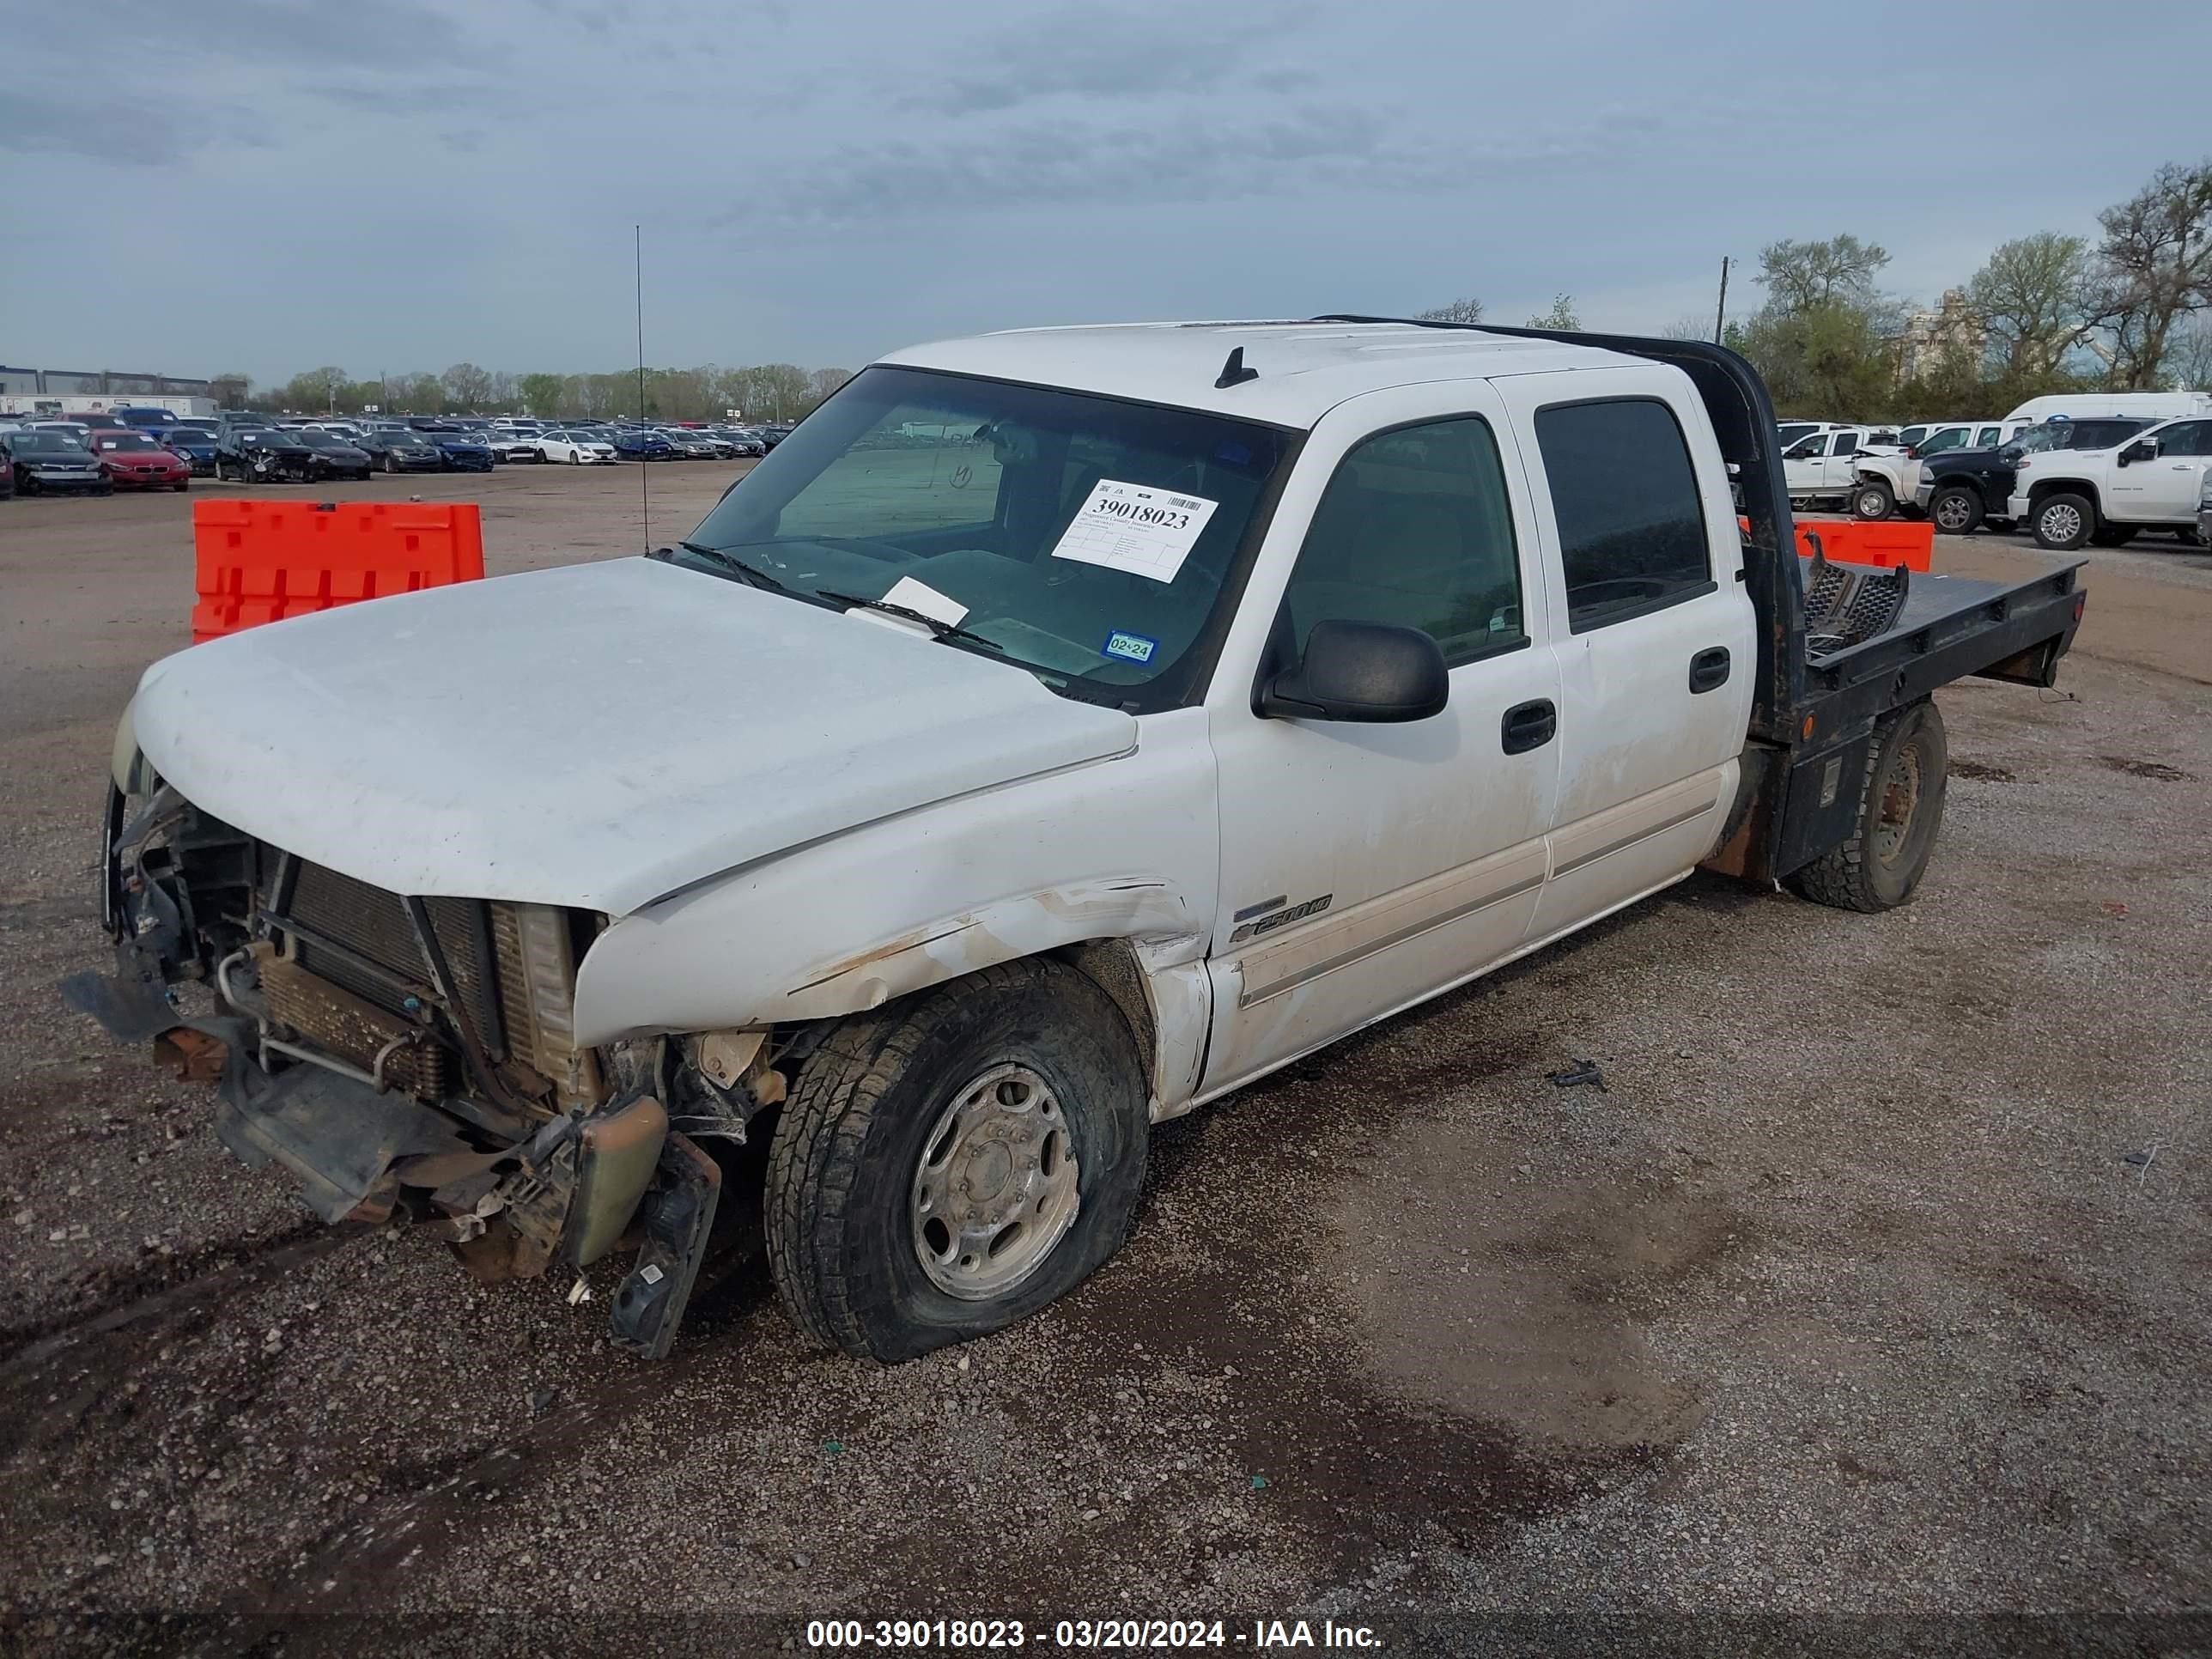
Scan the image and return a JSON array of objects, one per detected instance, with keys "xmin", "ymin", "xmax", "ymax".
[
  {"xmin": 2032, "ymin": 492, "xmax": 2094, "ymax": 551},
  {"xmin": 1930, "ymin": 484, "xmax": 1983, "ymax": 536},
  {"xmin": 767, "ymin": 959, "xmax": 1148, "ymax": 1362},
  {"xmin": 1788, "ymin": 700, "xmax": 1948, "ymax": 914},
  {"xmin": 1850, "ymin": 478, "xmax": 1895, "ymax": 521}
]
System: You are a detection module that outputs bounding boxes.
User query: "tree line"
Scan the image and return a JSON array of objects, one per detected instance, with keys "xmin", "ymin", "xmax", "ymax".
[
  {"xmin": 1419, "ymin": 158, "xmax": 2212, "ymax": 422},
  {"xmin": 210, "ymin": 362, "xmax": 853, "ymax": 423}
]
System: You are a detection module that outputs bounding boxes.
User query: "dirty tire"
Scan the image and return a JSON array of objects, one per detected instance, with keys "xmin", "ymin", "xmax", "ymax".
[
  {"xmin": 2033, "ymin": 491, "xmax": 2094, "ymax": 551},
  {"xmin": 766, "ymin": 959, "xmax": 1148, "ymax": 1363},
  {"xmin": 1930, "ymin": 484, "xmax": 1983, "ymax": 536},
  {"xmin": 1850, "ymin": 478, "xmax": 1895, "ymax": 521},
  {"xmin": 1788, "ymin": 700, "xmax": 1948, "ymax": 913}
]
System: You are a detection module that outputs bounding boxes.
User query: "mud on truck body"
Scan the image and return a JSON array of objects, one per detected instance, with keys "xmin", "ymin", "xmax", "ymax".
[{"xmin": 68, "ymin": 319, "xmax": 2088, "ymax": 1363}]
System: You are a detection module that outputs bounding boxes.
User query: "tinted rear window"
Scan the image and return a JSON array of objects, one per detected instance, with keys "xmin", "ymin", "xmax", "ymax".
[{"xmin": 1534, "ymin": 398, "xmax": 1714, "ymax": 634}]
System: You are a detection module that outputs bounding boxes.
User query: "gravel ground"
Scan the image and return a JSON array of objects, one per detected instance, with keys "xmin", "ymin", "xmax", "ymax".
[{"xmin": 1, "ymin": 472, "xmax": 2207, "ymax": 1655}]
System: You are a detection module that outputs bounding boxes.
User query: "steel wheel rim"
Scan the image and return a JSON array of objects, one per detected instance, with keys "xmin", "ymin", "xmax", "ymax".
[
  {"xmin": 2042, "ymin": 503, "xmax": 2081, "ymax": 543},
  {"xmin": 1936, "ymin": 495, "xmax": 1972, "ymax": 531},
  {"xmin": 910, "ymin": 1061, "xmax": 1080, "ymax": 1300},
  {"xmin": 1874, "ymin": 742, "xmax": 1922, "ymax": 866},
  {"xmin": 1858, "ymin": 489, "xmax": 1885, "ymax": 515}
]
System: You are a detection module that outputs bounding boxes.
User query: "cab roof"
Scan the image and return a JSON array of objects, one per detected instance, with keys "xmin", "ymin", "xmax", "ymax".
[{"xmin": 881, "ymin": 320, "xmax": 1648, "ymax": 430}]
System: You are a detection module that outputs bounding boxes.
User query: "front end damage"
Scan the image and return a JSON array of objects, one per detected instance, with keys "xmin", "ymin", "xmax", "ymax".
[{"xmin": 63, "ymin": 775, "xmax": 769, "ymax": 1359}]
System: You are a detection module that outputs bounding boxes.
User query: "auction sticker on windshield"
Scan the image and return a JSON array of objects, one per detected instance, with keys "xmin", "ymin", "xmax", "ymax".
[{"xmin": 1050, "ymin": 478, "xmax": 1219, "ymax": 583}]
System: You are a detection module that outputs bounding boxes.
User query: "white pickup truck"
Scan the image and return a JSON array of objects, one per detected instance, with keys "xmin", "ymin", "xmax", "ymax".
[
  {"xmin": 69, "ymin": 319, "xmax": 2088, "ymax": 1363},
  {"xmin": 2009, "ymin": 414, "xmax": 2212, "ymax": 549}
]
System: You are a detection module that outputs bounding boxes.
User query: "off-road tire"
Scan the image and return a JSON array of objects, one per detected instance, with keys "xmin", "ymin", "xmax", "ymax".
[
  {"xmin": 766, "ymin": 959, "xmax": 1148, "ymax": 1363},
  {"xmin": 1788, "ymin": 700, "xmax": 1948, "ymax": 914},
  {"xmin": 1930, "ymin": 484, "xmax": 1983, "ymax": 536},
  {"xmin": 2032, "ymin": 491, "xmax": 2095, "ymax": 551},
  {"xmin": 1850, "ymin": 478, "xmax": 1895, "ymax": 521}
]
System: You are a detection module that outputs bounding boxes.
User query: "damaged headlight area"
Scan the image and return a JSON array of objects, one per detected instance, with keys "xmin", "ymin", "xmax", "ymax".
[{"xmin": 60, "ymin": 781, "xmax": 753, "ymax": 1360}]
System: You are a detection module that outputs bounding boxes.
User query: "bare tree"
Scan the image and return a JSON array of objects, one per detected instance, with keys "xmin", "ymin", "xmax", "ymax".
[
  {"xmin": 1757, "ymin": 234, "xmax": 1889, "ymax": 313},
  {"xmin": 809, "ymin": 367, "xmax": 852, "ymax": 405},
  {"xmin": 1967, "ymin": 232, "xmax": 2094, "ymax": 378},
  {"xmin": 2166, "ymin": 313, "xmax": 2212, "ymax": 391},
  {"xmin": 441, "ymin": 362, "xmax": 494, "ymax": 411},
  {"xmin": 2086, "ymin": 160, "xmax": 2212, "ymax": 388},
  {"xmin": 1414, "ymin": 297, "xmax": 1485, "ymax": 323}
]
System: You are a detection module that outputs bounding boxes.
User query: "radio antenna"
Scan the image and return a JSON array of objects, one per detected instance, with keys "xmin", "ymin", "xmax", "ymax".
[{"xmin": 635, "ymin": 222, "xmax": 650, "ymax": 552}]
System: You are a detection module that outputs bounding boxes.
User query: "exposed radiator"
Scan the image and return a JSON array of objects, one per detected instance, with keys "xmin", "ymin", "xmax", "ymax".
[{"xmin": 283, "ymin": 862, "xmax": 506, "ymax": 1059}]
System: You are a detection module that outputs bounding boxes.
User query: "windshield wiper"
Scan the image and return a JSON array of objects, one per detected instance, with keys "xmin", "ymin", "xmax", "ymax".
[
  {"xmin": 817, "ymin": 589, "xmax": 1004, "ymax": 653},
  {"xmin": 660, "ymin": 540, "xmax": 788, "ymax": 592}
]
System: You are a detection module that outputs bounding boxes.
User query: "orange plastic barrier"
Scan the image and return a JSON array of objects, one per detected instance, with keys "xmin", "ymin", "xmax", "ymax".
[
  {"xmin": 1737, "ymin": 515, "xmax": 1934, "ymax": 574},
  {"xmin": 191, "ymin": 500, "xmax": 483, "ymax": 642}
]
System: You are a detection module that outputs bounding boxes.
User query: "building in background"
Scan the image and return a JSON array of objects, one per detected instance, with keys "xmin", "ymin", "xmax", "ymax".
[
  {"xmin": 1888, "ymin": 290, "xmax": 1984, "ymax": 383},
  {"xmin": 0, "ymin": 364, "xmax": 218, "ymax": 417}
]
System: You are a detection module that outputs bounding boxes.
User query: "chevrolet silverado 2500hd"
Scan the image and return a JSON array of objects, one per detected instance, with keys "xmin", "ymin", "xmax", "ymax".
[{"xmin": 68, "ymin": 319, "xmax": 2087, "ymax": 1363}]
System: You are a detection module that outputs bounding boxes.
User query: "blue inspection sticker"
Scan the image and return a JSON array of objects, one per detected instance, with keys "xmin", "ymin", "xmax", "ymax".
[{"xmin": 1102, "ymin": 629, "xmax": 1159, "ymax": 665}]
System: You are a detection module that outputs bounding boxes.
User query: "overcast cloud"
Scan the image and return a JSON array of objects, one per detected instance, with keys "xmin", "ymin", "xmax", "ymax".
[{"xmin": 7, "ymin": 0, "xmax": 2209, "ymax": 385}]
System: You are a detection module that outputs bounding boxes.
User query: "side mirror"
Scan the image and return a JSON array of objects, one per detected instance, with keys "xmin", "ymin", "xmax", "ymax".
[
  {"xmin": 1259, "ymin": 619, "xmax": 1449, "ymax": 723},
  {"xmin": 2118, "ymin": 440, "xmax": 2157, "ymax": 465}
]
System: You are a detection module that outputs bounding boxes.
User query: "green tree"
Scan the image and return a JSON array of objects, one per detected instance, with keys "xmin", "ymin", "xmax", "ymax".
[
  {"xmin": 278, "ymin": 365, "xmax": 349, "ymax": 413},
  {"xmin": 1758, "ymin": 234, "xmax": 1890, "ymax": 313},
  {"xmin": 517, "ymin": 374, "xmax": 568, "ymax": 416},
  {"xmin": 1967, "ymin": 232, "xmax": 2094, "ymax": 380},
  {"xmin": 1522, "ymin": 295, "xmax": 1580, "ymax": 330},
  {"xmin": 1735, "ymin": 301, "xmax": 1893, "ymax": 419}
]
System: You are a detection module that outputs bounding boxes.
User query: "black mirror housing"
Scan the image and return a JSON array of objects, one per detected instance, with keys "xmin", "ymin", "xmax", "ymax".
[{"xmin": 1260, "ymin": 619, "xmax": 1449, "ymax": 723}]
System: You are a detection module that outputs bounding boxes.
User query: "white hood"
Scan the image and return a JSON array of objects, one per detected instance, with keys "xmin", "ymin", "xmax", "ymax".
[{"xmin": 131, "ymin": 558, "xmax": 1137, "ymax": 913}]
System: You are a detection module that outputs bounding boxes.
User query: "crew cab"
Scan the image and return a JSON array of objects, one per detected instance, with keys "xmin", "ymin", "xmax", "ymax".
[
  {"xmin": 2010, "ymin": 415, "xmax": 2212, "ymax": 549},
  {"xmin": 1779, "ymin": 423, "xmax": 1901, "ymax": 509},
  {"xmin": 1843, "ymin": 420, "xmax": 2029, "ymax": 522},
  {"xmin": 66, "ymin": 319, "xmax": 2087, "ymax": 1364},
  {"xmin": 1914, "ymin": 416, "xmax": 2155, "ymax": 536}
]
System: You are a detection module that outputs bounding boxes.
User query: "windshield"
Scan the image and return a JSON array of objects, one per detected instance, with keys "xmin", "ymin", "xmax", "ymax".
[
  {"xmin": 14, "ymin": 433, "xmax": 89, "ymax": 454},
  {"xmin": 295, "ymin": 431, "xmax": 346, "ymax": 447},
  {"xmin": 677, "ymin": 364, "xmax": 1294, "ymax": 702}
]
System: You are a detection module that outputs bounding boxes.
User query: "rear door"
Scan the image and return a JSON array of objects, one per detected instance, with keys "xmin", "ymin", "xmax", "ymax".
[
  {"xmin": 1490, "ymin": 370, "xmax": 1756, "ymax": 939},
  {"xmin": 1819, "ymin": 428, "xmax": 1863, "ymax": 494}
]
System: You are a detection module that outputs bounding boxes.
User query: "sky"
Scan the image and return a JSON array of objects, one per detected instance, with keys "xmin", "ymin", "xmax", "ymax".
[{"xmin": 7, "ymin": 0, "xmax": 2211, "ymax": 388}]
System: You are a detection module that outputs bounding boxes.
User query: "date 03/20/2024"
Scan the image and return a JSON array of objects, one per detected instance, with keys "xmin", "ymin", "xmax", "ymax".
[{"xmin": 804, "ymin": 1619, "xmax": 1383, "ymax": 1650}]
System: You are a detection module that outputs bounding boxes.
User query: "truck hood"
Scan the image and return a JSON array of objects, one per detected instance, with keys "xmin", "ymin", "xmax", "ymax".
[{"xmin": 130, "ymin": 558, "xmax": 1139, "ymax": 914}]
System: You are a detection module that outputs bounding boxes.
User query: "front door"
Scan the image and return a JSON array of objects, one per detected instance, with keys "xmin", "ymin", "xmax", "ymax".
[
  {"xmin": 1489, "ymin": 371, "xmax": 1759, "ymax": 939},
  {"xmin": 1200, "ymin": 384, "xmax": 1560, "ymax": 1094},
  {"xmin": 1817, "ymin": 428, "xmax": 1863, "ymax": 495}
]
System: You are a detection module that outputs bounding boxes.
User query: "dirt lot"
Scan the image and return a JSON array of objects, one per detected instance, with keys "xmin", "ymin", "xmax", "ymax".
[{"xmin": 2, "ymin": 467, "xmax": 2208, "ymax": 1655}]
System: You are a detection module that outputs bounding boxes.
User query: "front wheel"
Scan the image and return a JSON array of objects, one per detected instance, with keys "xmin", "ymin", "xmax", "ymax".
[
  {"xmin": 1850, "ymin": 478, "xmax": 1895, "ymax": 521},
  {"xmin": 1930, "ymin": 485, "xmax": 1984, "ymax": 536},
  {"xmin": 2033, "ymin": 492, "xmax": 2094, "ymax": 551},
  {"xmin": 766, "ymin": 959, "xmax": 1148, "ymax": 1363},
  {"xmin": 1787, "ymin": 700, "xmax": 1948, "ymax": 914}
]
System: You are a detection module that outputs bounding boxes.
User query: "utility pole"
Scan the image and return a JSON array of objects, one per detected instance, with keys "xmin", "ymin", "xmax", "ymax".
[{"xmin": 1713, "ymin": 256, "xmax": 1731, "ymax": 344}]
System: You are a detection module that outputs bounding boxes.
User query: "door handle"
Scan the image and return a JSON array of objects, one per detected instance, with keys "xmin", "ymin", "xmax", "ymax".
[
  {"xmin": 1500, "ymin": 698, "xmax": 1556, "ymax": 754},
  {"xmin": 1688, "ymin": 646, "xmax": 1731, "ymax": 694}
]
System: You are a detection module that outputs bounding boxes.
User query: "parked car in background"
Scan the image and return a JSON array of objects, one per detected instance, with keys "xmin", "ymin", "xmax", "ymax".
[
  {"xmin": 2011, "ymin": 415, "xmax": 2212, "ymax": 550},
  {"xmin": 106, "ymin": 406, "xmax": 179, "ymax": 430},
  {"xmin": 85, "ymin": 428, "xmax": 191, "ymax": 491},
  {"xmin": 151, "ymin": 426, "xmax": 218, "ymax": 476},
  {"xmin": 537, "ymin": 428, "xmax": 619, "ymax": 465},
  {"xmin": 1776, "ymin": 420, "xmax": 1838, "ymax": 451},
  {"xmin": 1914, "ymin": 417, "xmax": 2157, "ymax": 536},
  {"xmin": 606, "ymin": 428, "xmax": 676, "ymax": 461},
  {"xmin": 2004, "ymin": 391, "xmax": 2212, "ymax": 424},
  {"xmin": 660, "ymin": 428, "xmax": 721, "ymax": 459},
  {"xmin": 488, "ymin": 430, "xmax": 544, "ymax": 464},
  {"xmin": 5, "ymin": 430, "xmax": 109, "ymax": 495},
  {"xmin": 426, "ymin": 430, "xmax": 495, "ymax": 471},
  {"xmin": 357, "ymin": 429, "xmax": 446, "ymax": 473},
  {"xmin": 1846, "ymin": 419, "xmax": 2031, "ymax": 521},
  {"xmin": 215, "ymin": 427, "xmax": 372, "ymax": 483}
]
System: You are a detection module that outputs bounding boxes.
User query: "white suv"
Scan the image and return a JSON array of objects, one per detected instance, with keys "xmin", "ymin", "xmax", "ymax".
[{"xmin": 2010, "ymin": 416, "xmax": 2212, "ymax": 549}]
